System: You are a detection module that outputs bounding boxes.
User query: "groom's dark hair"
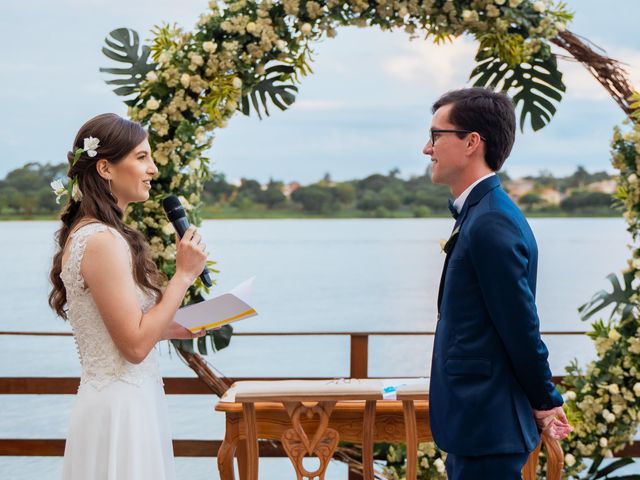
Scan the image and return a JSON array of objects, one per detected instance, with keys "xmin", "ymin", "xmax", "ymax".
[{"xmin": 432, "ymin": 87, "xmax": 516, "ymax": 171}]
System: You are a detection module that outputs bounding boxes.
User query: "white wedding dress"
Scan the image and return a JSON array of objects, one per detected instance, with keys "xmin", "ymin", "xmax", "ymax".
[{"xmin": 60, "ymin": 223, "xmax": 176, "ymax": 480}]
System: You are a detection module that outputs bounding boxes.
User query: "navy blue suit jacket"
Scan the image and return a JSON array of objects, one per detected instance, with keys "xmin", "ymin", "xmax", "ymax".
[{"xmin": 429, "ymin": 175, "xmax": 563, "ymax": 456}]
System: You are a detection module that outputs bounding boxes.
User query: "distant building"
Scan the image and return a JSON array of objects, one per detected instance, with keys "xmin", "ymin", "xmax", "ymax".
[
  {"xmin": 283, "ymin": 181, "xmax": 300, "ymax": 198},
  {"xmin": 504, "ymin": 179, "xmax": 536, "ymax": 201},
  {"xmin": 586, "ymin": 179, "xmax": 617, "ymax": 194},
  {"xmin": 539, "ymin": 188, "xmax": 563, "ymax": 205}
]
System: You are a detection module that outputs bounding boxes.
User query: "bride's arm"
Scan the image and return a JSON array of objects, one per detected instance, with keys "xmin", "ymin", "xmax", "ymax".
[{"xmin": 81, "ymin": 226, "xmax": 206, "ymax": 364}]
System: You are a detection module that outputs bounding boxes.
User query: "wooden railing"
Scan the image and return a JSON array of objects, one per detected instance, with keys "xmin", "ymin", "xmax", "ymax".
[{"xmin": 1, "ymin": 330, "xmax": 638, "ymax": 460}]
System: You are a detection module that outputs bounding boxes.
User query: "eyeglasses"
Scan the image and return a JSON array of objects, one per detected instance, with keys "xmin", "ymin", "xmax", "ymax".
[{"xmin": 429, "ymin": 129, "xmax": 487, "ymax": 146}]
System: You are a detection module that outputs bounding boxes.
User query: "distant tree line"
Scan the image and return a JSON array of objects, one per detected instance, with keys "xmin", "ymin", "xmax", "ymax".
[{"xmin": 0, "ymin": 162, "xmax": 617, "ymax": 217}]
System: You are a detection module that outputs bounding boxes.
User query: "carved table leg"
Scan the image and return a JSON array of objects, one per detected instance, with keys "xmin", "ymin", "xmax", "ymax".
[
  {"xmin": 242, "ymin": 403, "xmax": 259, "ymax": 480},
  {"xmin": 282, "ymin": 401, "xmax": 339, "ymax": 480},
  {"xmin": 402, "ymin": 400, "xmax": 418, "ymax": 480},
  {"xmin": 362, "ymin": 400, "xmax": 376, "ymax": 480},
  {"xmin": 237, "ymin": 440, "xmax": 248, "ymax": 480},
  {"xmin": 218, "ymin": 412, "xmax": 240, "ymax": 480}
]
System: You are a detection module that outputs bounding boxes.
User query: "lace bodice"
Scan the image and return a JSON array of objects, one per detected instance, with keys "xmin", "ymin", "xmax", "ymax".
[{"xmin": 60, "ymin": 223, "xmax": 161, "ymax": 390}]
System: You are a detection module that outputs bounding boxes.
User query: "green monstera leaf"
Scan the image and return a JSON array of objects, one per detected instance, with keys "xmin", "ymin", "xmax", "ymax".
[
  {"xmin": 578, "ymin": 270, "xmax": 636, "ymax": 322},
  {"xmin": 470, "ymin": 49, "xmax": 566, "ymax": 132},
  {"xmin": 240, "ymin": 64, "xmax": 298, "ymax": 120},
  {"xmin": 100, "ymin": 28, "xmax": 157, "ymax": 106}
]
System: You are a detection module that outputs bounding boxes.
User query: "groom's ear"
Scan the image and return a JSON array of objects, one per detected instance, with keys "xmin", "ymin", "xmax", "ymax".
[
  {"xmin": 466, "ymin": 132, "xmax": 483, "ymax": 155},
  {"xmin": 95, "ymin": 159, "xmax": 112, "ymax": 180}
]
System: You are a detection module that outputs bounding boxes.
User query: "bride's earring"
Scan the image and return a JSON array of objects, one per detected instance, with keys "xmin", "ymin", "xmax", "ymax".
[{"xmin": 108, "ymin": 179, "xmax": 117, "ymax": 201}]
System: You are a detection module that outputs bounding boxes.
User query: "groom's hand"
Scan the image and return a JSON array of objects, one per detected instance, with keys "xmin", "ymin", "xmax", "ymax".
[{"xmin": 533, "ymin": 406, "xmax": 573, "ymax": 440}]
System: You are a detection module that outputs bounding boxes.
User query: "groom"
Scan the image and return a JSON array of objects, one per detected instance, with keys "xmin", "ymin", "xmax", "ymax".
[{"xmin": 425, "ymin": 88, "xmax": 572, "ymax": 479}]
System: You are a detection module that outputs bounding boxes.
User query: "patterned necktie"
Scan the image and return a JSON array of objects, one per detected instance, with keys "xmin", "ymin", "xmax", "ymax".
[{"xmin": 447, "ymin": 198, "xmax": 459, "ymax": 220}]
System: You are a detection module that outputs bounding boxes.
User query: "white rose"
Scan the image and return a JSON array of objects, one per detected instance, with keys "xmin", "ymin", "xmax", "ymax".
[
  {"xmin": 146, "ymin": 71, "xmax": 158, "ymax": 82},
  {"xmin": 226, "ymin": 99, "xmax": 238, "ymax": 111},
  {"xmin": 180, "ymin": 73, "xmax": 191, "ymax": 88},
  {"xmin": 509, "ymin": 0, "xmax": 523, "ymax": 6},
  {"xmin": 246, "ymin": 21, "xmax": 257, "ymax": 34},
  {"xmin": 300, "ymin": 23, "xmax": 312, "ymax": 35},
  {"xmin": 600, "ymin": 437, "xmax": 608, "ymax": 448},
  {"xmin": 533, "ymin": 1, "xmax": 546, "ymax": 12},
  {"xmin": 629, "ymin": 173, "xmax": 638, "ymax": 183},
  {"xmin": 565, "ymin": 390, "xmax": 577, "ymax": 401},
  {"xmin": 608, "ymin": 329, "xmax": 621, "ymax": 341},
  {"xmin": 495, "ymin": 0, "xmax": 506, "ymax": 4},
  {"xmin": 83, "ymin": 136, "xmax": 100, "ymax": 154},
  {"xmin": 71, "ymin": 183, "xmax": 83, "ymax": 201},
  {"xmin": 433, "ymin": 458, "xmax": 445, "ymax": 473},
  {"xmin": 398, "ymin": 6, "xmax": 408, "ymax": 16},
  {"xmin": 634, "ymin": 383, "xmax": 640, "ymax": 397},
  {"xmin": 203, "ymin": 41, "xmax": 217, "ymax": 53},
  {"xmin": 555, "ymin": 22, "xmax": 566, "ymax": 32},
  {"xmin": 232, "ymin": 77, "xmax": 243, "ymax": 89},
  {"xmin": 146, "ymin": 97, "xmax": 160, "ymax": 111},
  {"xmin": 608, "ymin": 384, "xmax": 620, "ymax": 395},
  {"xmin": 275, "ymin": 39, "xmax": 287, "ymax": 51},
  {"xmin": 158, "ymin": 51, "xmax": 170, "ymax": 64},
  {"xmin": 462, "ymin": 9, "xmax": 474, "ymax": 22},
  {"xmin": 565, "ymin": 453, "xmax": 576, "ymax": 467}
]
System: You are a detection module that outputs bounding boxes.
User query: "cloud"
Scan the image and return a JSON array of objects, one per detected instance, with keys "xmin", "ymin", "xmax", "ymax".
[
  {"xmin": 381, "ymin": 36, "xmax": 477, "ymax": 89},
  {"xmin": 555, "ymin": 43, "xmax": 640, "ymax": 101},
  {"xmin": 293, "ymin": 99, "xmax": 345, "ymax": 111}
]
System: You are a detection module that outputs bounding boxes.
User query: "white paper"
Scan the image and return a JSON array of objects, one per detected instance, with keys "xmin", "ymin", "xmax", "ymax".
[{"xmin": 175, "ymin": 277, "xmax": 258, "ymax": 332}]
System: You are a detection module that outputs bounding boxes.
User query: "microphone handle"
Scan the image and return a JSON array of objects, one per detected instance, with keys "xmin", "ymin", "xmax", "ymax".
[{"xmin": 172, "ymin": 217, "xmax": 213, "ymax": 288}]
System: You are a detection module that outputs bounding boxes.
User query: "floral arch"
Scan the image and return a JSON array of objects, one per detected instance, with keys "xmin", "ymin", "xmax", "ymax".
[{"xmin": 99, "ymin": 0, "xmax": 640, "ymax": 477}]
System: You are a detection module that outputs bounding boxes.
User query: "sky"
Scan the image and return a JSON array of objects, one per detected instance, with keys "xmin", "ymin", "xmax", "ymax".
[{"xmin": 1, "ymin": 0, "xmax": 639, "ymax": 184}]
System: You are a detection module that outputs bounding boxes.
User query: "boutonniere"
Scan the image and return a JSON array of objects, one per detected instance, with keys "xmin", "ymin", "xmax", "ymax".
[{"xmin": 440, "ymin": 225, "xmax": 461, "ymax": 255}]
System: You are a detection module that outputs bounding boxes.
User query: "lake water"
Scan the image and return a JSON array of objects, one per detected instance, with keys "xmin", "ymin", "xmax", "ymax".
[{"xmin": 0, "ymin": 218, "xmax": 634, "ymax": 478}]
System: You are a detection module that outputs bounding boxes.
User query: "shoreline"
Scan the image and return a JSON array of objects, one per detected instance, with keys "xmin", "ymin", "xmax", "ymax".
[{"xmin": 0, "ymin": 212, "xmax": 623, "ymax": 221}]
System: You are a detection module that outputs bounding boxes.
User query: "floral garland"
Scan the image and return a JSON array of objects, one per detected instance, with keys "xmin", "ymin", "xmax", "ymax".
[
  {"xmin": 124, "ymin": 0, "xmax": 570, "ymax": 305},
  {"xmin": 556, "ymin": 94, "xmax": 640, "ymax": 477},
  {"xmin": 117, "ymin": 0, "xmax": 596, "ymax": 477}
]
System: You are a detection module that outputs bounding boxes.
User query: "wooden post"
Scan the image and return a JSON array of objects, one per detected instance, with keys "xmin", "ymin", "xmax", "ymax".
[
  {"xmin": 349, "ymin": 334, "xmax": 369, "ymax": 480},
  {"xmin": 350, "ymin": 334, "xmax": 369, "ymax": 379}
]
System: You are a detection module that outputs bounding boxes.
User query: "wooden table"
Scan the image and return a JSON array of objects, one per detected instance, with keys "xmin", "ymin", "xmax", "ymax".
[{"xmin": 214, "ymin": 379, "xmax": 563, "ymax": 480}]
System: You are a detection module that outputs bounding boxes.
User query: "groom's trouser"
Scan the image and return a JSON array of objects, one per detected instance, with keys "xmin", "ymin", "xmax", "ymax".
[{"xmin": 445, "ymin": 450, "xmax": 529, "ymax": 480}]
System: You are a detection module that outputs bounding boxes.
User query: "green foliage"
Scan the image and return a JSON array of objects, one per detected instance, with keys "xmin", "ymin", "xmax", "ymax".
[
  {"xmin": 471, "ymin": 49, "xmax": 566, "ymax": 131},
  {"xmin": 100, "ymin": 28, "xmax": 157, "ymax": 106},
  {"xmin": 560, "ymin": 191, "xmax": 615, "ymax": 213},
  {"xmin": 239, "ymin": 64, "xmax": 298, "ymax": 119},
  {"xmin": 579, "ymin": 271, "xmax": 636, "ymax": 323}
]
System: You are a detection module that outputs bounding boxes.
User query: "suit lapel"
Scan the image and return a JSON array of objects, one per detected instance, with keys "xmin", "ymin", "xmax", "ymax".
[{"xmin": 436, "ymin": 175, "xmax": 501, "ymax": 314}]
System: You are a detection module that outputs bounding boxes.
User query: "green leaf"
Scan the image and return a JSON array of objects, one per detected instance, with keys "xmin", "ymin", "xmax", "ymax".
[
  {"xmin": 239, "ymin": 64, "xmax": 298, "ymax": 120},
  {"xmin": 470, "ymin": 49, "xmax": 566, "ymax": 132},
  {"xmin": 100, "ymin": 28, "xmax": 157, "ymax": 106},
  {"xmin": 197, "ymin": 336, "xmax": 208, "ymax": 355},
  {"xmin": 579, "ymin": 271, "xmax": 635, "ymax": 322},
  {"xmin": 594, "ymin": 457, "xmax": 636, "ymax": 479},
  {"xmin": 211, "ymin": 325, "xmax": 233, "ymax": 352}
]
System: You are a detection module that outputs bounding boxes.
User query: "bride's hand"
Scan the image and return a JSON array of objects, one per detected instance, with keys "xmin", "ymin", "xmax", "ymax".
[{"xmin": 162, "ymin": 322, "xmax": 207, "ymax": 340}]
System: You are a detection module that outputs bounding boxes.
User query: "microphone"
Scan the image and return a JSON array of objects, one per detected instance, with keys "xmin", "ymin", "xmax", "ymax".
[{"xmin": 162, "ymin": 195, "xmax": 212, "ymax": 287}]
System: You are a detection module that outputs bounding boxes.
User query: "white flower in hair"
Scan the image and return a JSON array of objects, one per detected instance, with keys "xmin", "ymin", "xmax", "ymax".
[
  {"xmin": 83, "ymin": 136, "xmax": 100, "ymax": 157},
  {"xmin": 71, "ymin": 182, "xmax": 83, "ymax": 201},
  {"xmin": 50, "ymin": 179, "xmax": 67, "ymax": 204}
]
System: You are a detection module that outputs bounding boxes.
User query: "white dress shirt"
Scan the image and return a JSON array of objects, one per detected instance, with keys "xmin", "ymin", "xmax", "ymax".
[{"xmin": 452, "ymin": 172, "xmax": 496, "ymax": 214}]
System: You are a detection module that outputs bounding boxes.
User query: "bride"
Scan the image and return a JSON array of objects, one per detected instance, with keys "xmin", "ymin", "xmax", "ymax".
[{"xmin": 48, "ymin": 113, "xmax": 208, "ymax": 479}]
